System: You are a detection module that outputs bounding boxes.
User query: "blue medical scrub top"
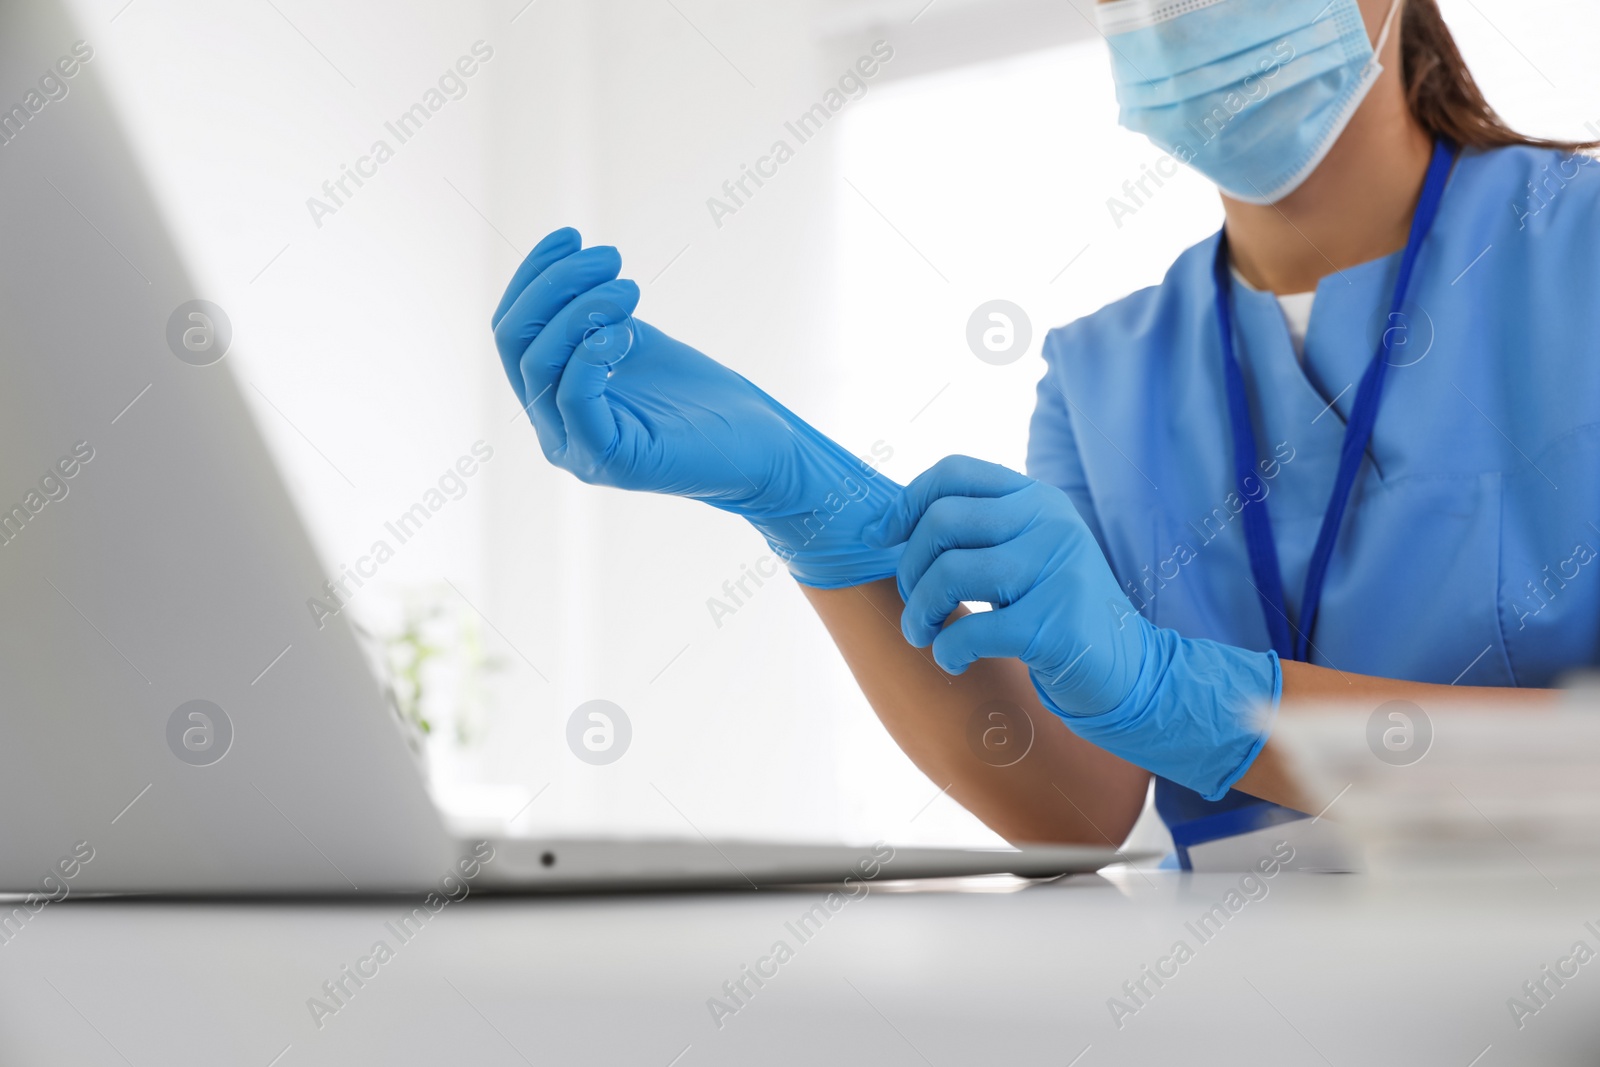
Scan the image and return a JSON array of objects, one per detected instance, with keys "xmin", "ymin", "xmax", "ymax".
[{"xmin": 1027, "ymin": 144, "xmax": 1600, "ymax": 835}]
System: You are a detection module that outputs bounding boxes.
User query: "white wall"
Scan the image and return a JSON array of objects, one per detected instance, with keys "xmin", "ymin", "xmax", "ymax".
[{"xmin": 70, "ymin": 0, "xmax": 1600, "ymax": 847}]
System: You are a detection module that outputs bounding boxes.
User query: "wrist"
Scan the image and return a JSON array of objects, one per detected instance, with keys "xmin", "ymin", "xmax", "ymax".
[
  {"xmin": 1036, "ymin": 628, "xmax": 1282, "ymax": 801},
  {"xmin": 747, "ymin": 458, "xmax": 904, "ymax": 589}
]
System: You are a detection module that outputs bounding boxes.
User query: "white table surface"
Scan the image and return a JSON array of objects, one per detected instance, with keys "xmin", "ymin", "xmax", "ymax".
[{"xmin": 2, "ymin": 861, "xmax": 1597, "ymax": 1066}]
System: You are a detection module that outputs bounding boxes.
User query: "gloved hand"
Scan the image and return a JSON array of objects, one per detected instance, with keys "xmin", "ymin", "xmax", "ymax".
[
  {"xmin": 491, "ymin": 227, "xmax": 901, "ymax": 588},
  {"xmin": 862, "ymin": 455, "xmax": 1281, "ymax": 801}
]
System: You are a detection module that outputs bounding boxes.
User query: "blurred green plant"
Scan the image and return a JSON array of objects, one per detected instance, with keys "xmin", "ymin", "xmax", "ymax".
[
  {"xmin": 378, "ymin": 589, "xmax": 505, "ymax": 748},
  {"xmin": 386, "ymin": 600, "xmax": 444, "ymax": 738}
]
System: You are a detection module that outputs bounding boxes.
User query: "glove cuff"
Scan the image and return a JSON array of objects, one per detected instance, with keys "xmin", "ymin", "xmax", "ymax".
[
  {"xmin": 746, "ymin": 462, "xmax": 904, "ymax": 589},
  {"xmin": 1035, "ymin": 626, "xmax": 1281, "ymax": 801},
  {"xmin": 704, "ymin": 403, "xmax": 903, "ymax": 588},
  {"xmin": 761, "ymin": 538, "xmax": 903, "ymax": 589}
]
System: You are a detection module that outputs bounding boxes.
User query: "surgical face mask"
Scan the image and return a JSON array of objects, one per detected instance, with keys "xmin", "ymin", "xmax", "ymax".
[{"xmin": 1097, "ymin": 0, "xmax": 1403, "ymax": 203}]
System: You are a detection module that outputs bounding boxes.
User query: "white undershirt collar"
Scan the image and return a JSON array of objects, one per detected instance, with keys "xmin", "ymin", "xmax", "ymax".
[{"xmin": 1230, "ymin": 266, "xmax": 1315, "ymax": 363}]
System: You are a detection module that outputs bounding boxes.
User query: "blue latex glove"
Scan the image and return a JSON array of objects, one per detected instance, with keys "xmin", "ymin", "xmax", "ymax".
[
  {"xmin": 491, "ymin": 228, "xmax": 901, "ymax": 588},
  {"xmin": 863, "ymin": 455, "xmax": 1281, "ymax": 801}
]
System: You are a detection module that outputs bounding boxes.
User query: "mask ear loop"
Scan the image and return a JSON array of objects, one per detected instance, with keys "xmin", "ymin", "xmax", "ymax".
[{"xmin": 1368, "ymin": 0, "xmax": 1405, "ymax": 74}]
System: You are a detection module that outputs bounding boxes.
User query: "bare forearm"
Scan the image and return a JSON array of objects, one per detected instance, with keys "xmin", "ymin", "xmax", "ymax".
[
  {"xmin": 1227, "ymin": 660, "xmax": 1559, "ymax": 808},
  {"xmin": 805, "ymin": 579, "xmax": 1554, "ymax": 834},
  {"xmin": 1275, "ymin": 659, "xmax": 1557, "ymax": 706},
  {"xmin": 802, "ymin": 579, "xmax": 1150, "ymax": 847}
]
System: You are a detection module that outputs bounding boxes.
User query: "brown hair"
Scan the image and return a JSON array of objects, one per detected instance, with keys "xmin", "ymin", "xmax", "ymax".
[{"xmin": 1401, "ymin": 0, "xmax": 1600, "ymax": 152}]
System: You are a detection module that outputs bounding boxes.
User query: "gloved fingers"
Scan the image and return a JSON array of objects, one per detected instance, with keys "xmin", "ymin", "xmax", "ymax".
[
  {"xmin": 895, "ymin": 494, "xmax": 1034, "ymax": 602},
  {"xmin": 493, "ymin": 244, "xmax": 625, "ymax": 403},
  {"xmin": 492, "ymin": 227, "xmax": 580, "ymax": 331},
  {"xmin": 555, "ymin": 322, "xmax": 635, "ymax": 466},
  {"xmin": 928, "ymin": 606, "xmax": 1037, "ymax": 675},
  {"xmin": 1009, "ymin": 578, "xmax": 1115, "ymax": 686},
  {"xmin": 518, "ymin": 278, "xmax": 640, "ymax": 457},
  {"xmin": 900, "ymin": 546, "xmax": 1036, "ymax": 648},
  {"xmin": 864, "ymin": 455, "xmax": 1032, "ymax": 548}
]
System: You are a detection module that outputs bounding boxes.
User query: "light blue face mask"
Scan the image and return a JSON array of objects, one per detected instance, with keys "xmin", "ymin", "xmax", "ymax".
[{"xmin": 1097, "ymin": 0, "xmax": 1402, "ymax": 203}]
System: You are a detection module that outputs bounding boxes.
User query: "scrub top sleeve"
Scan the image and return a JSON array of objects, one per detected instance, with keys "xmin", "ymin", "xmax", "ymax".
[{"xmin": 1026, "ymin": 337, "xmax": 1113, "ymax": 560}]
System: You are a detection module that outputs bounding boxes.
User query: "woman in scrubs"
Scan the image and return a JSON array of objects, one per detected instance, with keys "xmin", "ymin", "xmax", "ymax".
[{"xmin": 491, "ymin": 0, "xmax": 1599, "ymax": 857}]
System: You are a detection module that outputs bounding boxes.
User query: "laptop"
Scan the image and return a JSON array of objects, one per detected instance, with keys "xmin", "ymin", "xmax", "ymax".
[{"xmin": 0, "ymin": 0, "xmax": 1123, "ymax": 895}]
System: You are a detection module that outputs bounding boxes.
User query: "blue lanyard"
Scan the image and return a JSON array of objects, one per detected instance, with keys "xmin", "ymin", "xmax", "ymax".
[{"xmin": 1213, "ymin": 138, "xmax": 1458, "ymax": 663}]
